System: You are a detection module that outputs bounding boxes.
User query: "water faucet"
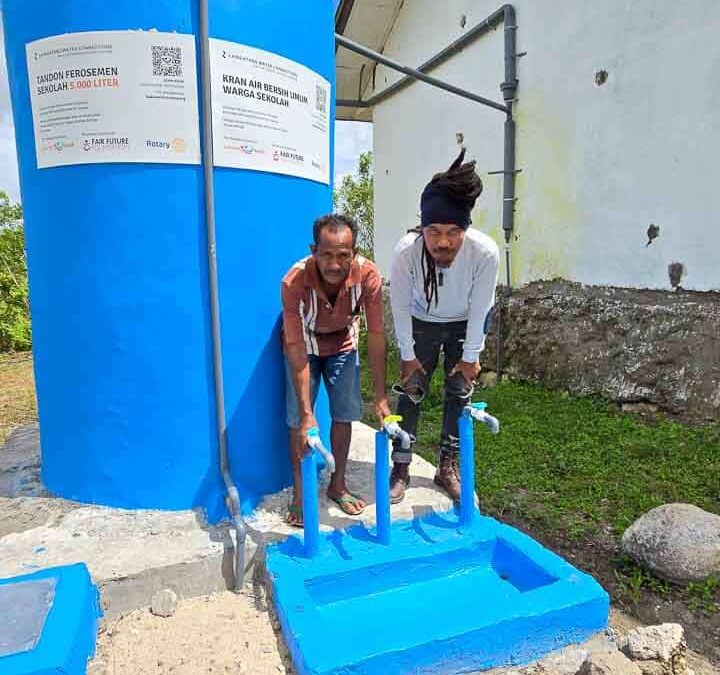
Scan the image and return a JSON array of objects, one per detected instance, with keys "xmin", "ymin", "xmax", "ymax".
[
  {"xmin": 383, "ymin": 414, "xmax": 413, "ymax": 450},
  {"xmin": 306, "ymin": 426, "xmax": 335, "ymax": 476},
  {"xmin": 465, "ymin": 402, "xmax": 500, "ymax": 434}
]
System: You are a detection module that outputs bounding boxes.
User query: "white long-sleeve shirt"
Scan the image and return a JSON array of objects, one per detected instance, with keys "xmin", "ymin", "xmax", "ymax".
[{"xmin": 389, "ymin": 228, "xmax": 500, "ymax": 363}]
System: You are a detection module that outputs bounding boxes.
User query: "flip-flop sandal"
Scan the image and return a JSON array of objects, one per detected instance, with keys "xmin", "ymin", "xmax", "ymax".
[
  {"xmin": 286, "ymin": 504, "xmax": 303, "ymax": 528},
  {"xmin": 328, "ymin": 493, "xmax": 366, "ymax": 516}
]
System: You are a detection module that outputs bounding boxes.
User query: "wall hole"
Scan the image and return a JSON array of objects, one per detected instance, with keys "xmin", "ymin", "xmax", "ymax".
[{"xmin": 594, "ymin": 69, "xmax": 609, "ymax": 86}]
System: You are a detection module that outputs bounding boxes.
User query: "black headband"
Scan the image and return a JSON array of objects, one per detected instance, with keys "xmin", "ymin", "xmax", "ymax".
[{"xmin": 420, "ymin": 182, "xmax": 472, "ymax": 229}]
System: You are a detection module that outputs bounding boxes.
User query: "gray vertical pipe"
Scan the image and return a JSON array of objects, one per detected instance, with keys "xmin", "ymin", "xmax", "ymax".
[
  {"xmin": 198, "ymin": 0, "xmax": 246, "ymax": 592},
  {"xmin": 496, "ymin": 5, "xmax": 518, "ymax": 377},
  {"xmin": 502, "ymin": 113, "xmax": 516, "ymax": 246},
  {"xmin": 500, "ymin": 4, "xmax": 518, "ymax": 244}
]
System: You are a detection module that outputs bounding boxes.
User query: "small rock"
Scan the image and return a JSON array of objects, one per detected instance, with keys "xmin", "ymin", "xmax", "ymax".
[
  {"xmin": 620, "ymin": 623, "xmax": 685, "ymax": 663},
  {"xmin": 577, "ymin": 650, "xmax": 642, "ymax": 675},
  {"xmin": 621, "ymin": 504, "xmax": 720, "ymax": 583},
  {"xmin": 150, "ymin": 588, "xmax": 178, "ymax": 617},
  {"xmin": 620, "ymin": 624, "xmax": 690, "ymax": 675}
]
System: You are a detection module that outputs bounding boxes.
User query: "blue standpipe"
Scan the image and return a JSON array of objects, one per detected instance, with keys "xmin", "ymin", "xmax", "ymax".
[
  {"xmin": 302, "ymin": 427, "xmax": 335, "ymax": 558},
  {"xmin": 459, "ymin": 408, "xmax": 477, "ymax": 528},
  {"xmin": 375, "ymin": 416, "xmax": 413, "ymax": 545},
  {"xmin": 301, "ymin": 450, "xmax": 320, "ymax": 558},
  {"xmin": 459, "ymin": 403, "xmax": 500, "ymax": 528},
  {"xmin": 374, "ymin": 429, "xmax": 391, "ymax": 545}
]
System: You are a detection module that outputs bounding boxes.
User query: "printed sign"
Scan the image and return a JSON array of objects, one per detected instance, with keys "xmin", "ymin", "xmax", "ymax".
[
  {"xmin": 26, "ymin": 31, "xmax": 201, "ymax": 168},
  {"xmin": 209, "ymin": 39, "xmax": 331, "ymax": 184}
]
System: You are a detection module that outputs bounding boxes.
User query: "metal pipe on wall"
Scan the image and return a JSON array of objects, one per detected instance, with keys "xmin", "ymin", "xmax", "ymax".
[
  {"xmin": 335, "ymin": 33, "xmax": 510, "ymax": 114},
  {"xmin": 336, "ymin": 5, "xmax": 519, "ymax": 378}
]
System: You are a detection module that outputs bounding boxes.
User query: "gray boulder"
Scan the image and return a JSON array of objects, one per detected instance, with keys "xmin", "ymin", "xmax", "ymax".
[{"xmin": 621, "ymin": 504, "xmax": 720, "ymax": 583}]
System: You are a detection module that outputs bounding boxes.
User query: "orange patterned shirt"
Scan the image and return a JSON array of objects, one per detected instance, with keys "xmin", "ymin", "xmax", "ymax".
[{"xmin": 281, "ymin": 255, "xmax": 384, "ymax": 356}]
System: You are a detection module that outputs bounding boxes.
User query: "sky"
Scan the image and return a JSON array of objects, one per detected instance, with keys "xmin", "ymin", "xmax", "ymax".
[{"xmin": 0, "ymin": 23, "xmax": 371, "ymax": 203}]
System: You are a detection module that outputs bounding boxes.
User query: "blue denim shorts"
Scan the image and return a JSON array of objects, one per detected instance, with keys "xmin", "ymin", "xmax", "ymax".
[{"xmin": 285, "ymin": 350, "xmax": 362, "ymax": 428}]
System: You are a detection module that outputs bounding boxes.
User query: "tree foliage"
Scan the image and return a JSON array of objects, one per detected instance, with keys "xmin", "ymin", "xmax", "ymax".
[
  {"xmin": 0, "ymin": 192, "xmax": 30, "ymax": 351},
  {"xmin": 334, "ymin": 151, "xmax": 374, "ymax": 258}
]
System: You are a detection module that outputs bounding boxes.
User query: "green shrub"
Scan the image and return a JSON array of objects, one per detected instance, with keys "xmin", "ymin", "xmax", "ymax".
[{"xmin": 0, "ymin": 192, "xmax": 30, "ymax": 352}]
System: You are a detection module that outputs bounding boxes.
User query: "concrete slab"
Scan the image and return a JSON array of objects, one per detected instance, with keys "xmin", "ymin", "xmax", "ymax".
[
  {"xmin": 0, "ymin": 422, "xmax": 453, "ymax": 620},
  {"xmin": 248, "ymin": 421, "xmax": 453, "ymax": 540},
  {"xmin": 0, "ymin": 564, "xmax": 100, "ymax": 675}
]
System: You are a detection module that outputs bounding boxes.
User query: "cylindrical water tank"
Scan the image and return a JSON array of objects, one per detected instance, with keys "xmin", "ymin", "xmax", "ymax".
[{"xmin": 2, "ymin": 0, "xmax": 335, "ymax": 516}]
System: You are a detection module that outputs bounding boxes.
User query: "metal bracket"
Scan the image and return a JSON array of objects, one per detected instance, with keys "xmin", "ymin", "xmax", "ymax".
[{"xmin": 487, "ymin": 168, "xmax": 523, "ymax": 176}]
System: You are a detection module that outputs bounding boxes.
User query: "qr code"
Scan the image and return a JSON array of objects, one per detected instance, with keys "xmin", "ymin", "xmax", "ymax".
[
  {"xmin": 151, "ymin": 45, "xmax": 183, "ymax": 77},
  {"xmin": 315, "ymin": 85, "xmax": 327, "ymax": 114}
]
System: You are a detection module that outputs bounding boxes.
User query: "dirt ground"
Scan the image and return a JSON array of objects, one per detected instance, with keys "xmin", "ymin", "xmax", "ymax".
[
  {"xmin": 87, "ymin": 591, "xmax": 718, "ymax": 675},
  {"xmin": 89, "ymin": 591, "xmax": 291, "ymax": 675},
  {"xmin": 0, "ymin": 352, "xmax": 35, "ymax": 446}
]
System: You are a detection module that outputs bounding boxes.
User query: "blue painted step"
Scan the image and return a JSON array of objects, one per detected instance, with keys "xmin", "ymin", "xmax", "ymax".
[
  {"xmin": 0, "ymin": 564, "xmax": 101, "ymax": 675},
  {"xmin": 267, "ymin": 510, "xmax": 609, "ymax": 675}
]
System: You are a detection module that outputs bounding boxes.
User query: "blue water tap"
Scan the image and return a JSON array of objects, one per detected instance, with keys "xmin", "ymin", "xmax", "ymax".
[{"xmin": 458, "ymin": 402, "xmax": 500, "ymax": 528}]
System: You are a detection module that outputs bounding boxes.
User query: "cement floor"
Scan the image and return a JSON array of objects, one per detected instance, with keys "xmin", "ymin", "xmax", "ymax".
[{"xmin": 0, "ymin": 422, "xmax": 451, "ymax": 618}]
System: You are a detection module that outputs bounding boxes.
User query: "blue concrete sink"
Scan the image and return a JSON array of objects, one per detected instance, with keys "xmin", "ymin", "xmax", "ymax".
[{"xmin": 267, "ymin": 510, "xmax": 609, "ymax": 675}]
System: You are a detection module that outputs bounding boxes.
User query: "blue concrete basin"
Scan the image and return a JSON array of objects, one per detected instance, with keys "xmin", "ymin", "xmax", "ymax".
[
  {"xmin": 267, "ymin": 510, "xmax": 609, "ymax": 675},
  {"xmin": 0, "ymin": 564, "xmax": 100, "ymax": 675}
]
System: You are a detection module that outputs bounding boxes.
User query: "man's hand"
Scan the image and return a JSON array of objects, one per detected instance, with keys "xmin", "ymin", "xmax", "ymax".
[
  {"xmin": 451, "ymin": 359, "xmax": 481, "ymax": 385},
  {"xmin": 374, "ymin": 397, "xmax": 392, "ymax": 428},
  {"xmin": 400, "ymin": 358, "xmax": 426, "ymax": 386},
  {"xmin": 296, "ymin": 413, "xmax": 318, "ymax": 460}
]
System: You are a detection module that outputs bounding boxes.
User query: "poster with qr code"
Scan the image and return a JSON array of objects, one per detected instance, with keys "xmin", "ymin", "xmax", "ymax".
[
  {"xmin": 209, "ymin": 39, "xmax": 331, "ymax": 185},
  {"xmin": 26, "ymin": 31, "xmax": 200, "ymax": 168}
]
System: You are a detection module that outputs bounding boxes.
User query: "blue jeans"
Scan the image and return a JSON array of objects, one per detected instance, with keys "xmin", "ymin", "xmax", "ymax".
[{"xmin": 285, "ymin": 350, "xmax": 362, "ymax": 428}]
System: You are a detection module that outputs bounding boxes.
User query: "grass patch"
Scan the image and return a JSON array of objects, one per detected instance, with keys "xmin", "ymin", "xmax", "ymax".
[
  {"xmin": 460, "ymin": 381, "xmax": 720, "ymax": 539},
  {"xmin": 0, "ymin": 351, "xmax": 36, "ymax": 445},
  {"xmin": 359, "ymin": 334, "xmax": 720, "ymax": 541}
]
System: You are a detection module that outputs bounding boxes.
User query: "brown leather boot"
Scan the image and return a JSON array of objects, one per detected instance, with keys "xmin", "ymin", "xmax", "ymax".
[
  {"xmin": 389, "ymin": 463, "xmax": 410, "ymax": 504},
  {"xmin": 434, "ymin": 454, "xmax": 461, "ymax": 501}
]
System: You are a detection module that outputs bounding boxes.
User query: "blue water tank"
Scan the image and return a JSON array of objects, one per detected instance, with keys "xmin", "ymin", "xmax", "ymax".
[{"xmin": 2, "ymin": 0, "xmax": 335, "ymax": 516}]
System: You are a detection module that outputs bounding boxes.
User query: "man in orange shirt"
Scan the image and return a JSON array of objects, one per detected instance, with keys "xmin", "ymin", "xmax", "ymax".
[{"xmin": 281, "ymin": 214, "xmax": 391, "ymax": 526}]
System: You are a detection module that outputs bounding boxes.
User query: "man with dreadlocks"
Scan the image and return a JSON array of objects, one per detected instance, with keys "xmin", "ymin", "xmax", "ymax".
[{"xmin": 388, "ymin": 149, "xmax": 499, "ymax": 503}]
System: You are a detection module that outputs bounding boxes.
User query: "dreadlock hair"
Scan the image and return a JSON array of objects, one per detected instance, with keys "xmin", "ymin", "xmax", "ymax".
[{"xmin": 419, "ymin": 148, "xmax": 483, "ymax": 311}]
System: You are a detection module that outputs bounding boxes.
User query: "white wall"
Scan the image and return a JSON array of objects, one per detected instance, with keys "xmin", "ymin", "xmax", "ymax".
[{"xmin": 372, "ymin": 0, "xmax": 720, "ymax": 291}]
